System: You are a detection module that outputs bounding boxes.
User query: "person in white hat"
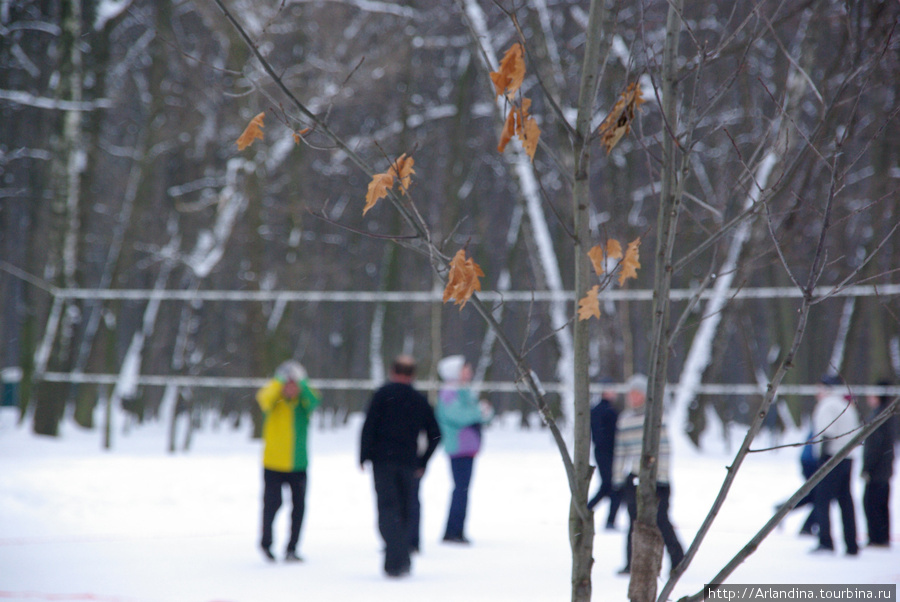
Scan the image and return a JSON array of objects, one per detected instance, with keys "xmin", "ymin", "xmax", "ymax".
[
  {"xmin": 612, "ymin": 373, "xmax": 683, "ymax": 575},
  {"xmin": 435, "ymin": 355, "xmax": 494, "ymax": 544}
]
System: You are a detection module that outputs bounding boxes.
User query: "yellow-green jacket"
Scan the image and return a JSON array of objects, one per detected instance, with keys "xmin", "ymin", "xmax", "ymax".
[{"xmin": 257, "ymin": 378, "xmax": 321, "ymax": 472}]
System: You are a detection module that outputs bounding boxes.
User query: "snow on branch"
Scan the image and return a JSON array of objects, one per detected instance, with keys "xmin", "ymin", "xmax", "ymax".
[{"xmin": 0, "ymin": 89, "xmax": 113, "ymax": 111}]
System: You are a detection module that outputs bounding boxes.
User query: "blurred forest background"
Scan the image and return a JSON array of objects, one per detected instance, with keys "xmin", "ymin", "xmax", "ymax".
[{"xmin": 1, "ymin": 0, "xmax": 898, "ymax": 447}]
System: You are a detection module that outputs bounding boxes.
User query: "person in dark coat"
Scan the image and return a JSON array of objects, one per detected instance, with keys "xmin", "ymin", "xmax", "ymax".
[
  {"xmin": 587, "ymin": 377, "xmax": 621, "ymax": 530},
  {"xmin": 862, "ymin": 381, "xmax": 895, "ymax": 548},
  {"xmin": 360, "ymin": 356, "xmax": 442, "ymax": 577}
]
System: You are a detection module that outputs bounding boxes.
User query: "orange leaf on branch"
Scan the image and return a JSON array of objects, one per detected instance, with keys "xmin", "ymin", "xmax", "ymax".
[
  {"xmin": 497, "ymin": 98, "xmax": 541, "ymax": 162},
  {"xmin": 587, "ymin": 239, "xmax": 624, "ymax": 276},
  {"xmin": 236, "ymin": 112, "xmax": 265, "ymax": 150},
  {"xmin": 293, "ymin": 127, "xmax": 311, "ymax": 144},
  {"xmin": 597, "ymin": 82, "xmax": 645, "ymax": 154},
  {"xmin": 362, "ymin": 153, "xmax": 416, "ymax": 216},
  {"xmin": 618, "ymin": 237, "xmax": 641, "ymax": 286},
  {"xmin": 364, "ymin": 173, "xmax": 394, "ymax": 216},
  {"xmin": 443, "ymin": 249, "xmax": 485, "ymax": 310},
  {"xmin": 388, "ymin": 153, "xmax": 415, "ymax": 192},
  {"xmin": 578, "ymin": 285, "xmax": 601, "ymax": 321},
  {"xmin": 490, "ymin": 43, "xmax": 525, "ymax": 99}
]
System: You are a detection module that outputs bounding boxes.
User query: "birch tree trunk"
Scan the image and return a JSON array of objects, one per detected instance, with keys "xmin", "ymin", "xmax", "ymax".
[{"xmin": 32, "ymin": 0, "xmax": 86, "ymax": 436}]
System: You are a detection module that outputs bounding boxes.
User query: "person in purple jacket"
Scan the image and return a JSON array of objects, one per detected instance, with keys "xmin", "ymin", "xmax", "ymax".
[{"xmin": 435, "ymin": 355, "xmax": 494, "ymax": 544}]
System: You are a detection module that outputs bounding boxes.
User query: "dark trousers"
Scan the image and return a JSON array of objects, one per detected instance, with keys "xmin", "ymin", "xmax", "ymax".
[
  {"xmin": 409, "ymin": 474, "xmax": 421, "ymax": 551},
  {"xmin": 445, "ymin": 456, "xmax": 474, "ymax": 539},
  {"xmin": 814, "ymin": 457, "xmax": 858, "ymax": 553},
  {"xmin": 588, "ymin": 458, "xmax": 622, "ymax": 527},
  {"xmin": 372, "ymin": 462, "xmax": 417, "ymax": 574},
  {"xmin": 261, "ymin": 469, "xmax": 307, "ymax": 553},
  {"xmin": 863, "ymin": 479, "xmax": 891, "ymax": 546},
  {"xmin": 622, "ymin": 478, "xmax": 684, "ymax": 571}
]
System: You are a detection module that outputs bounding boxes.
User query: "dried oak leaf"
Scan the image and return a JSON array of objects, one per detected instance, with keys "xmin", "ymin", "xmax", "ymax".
[
  {"xmin": 618, "ymin": 237, "xmax": 641, "ymax": 286},
  {"xmin": 597, "ymin": 82, "xmax": 645, "ymax": 154},
  {"xmin": 497, "ymin": 98, "xmax": 541, "ymax": 162},
  {"xmin": 364, "ymin": 173, "xmax": 394, "ymax": 216},
  {"xmin": 490, "ymin": 43, "xmax": 526, "ymax": 99},
  {"xmin": 363, "ymin": 153, "xmax": 416, "ymax": 216},
  {"xmin": 236, "ymin": 112, "xmax": 265, "ymax": 151},
  {"xmin": 388, "ymin": 153, "xmax": 415, "ymax": 192},
  {"xmin": 587, "ymin": 239, "xmax": 624, "ymax": 276},
  {"xmin": 578, "ymin": 285, "xmax": 601, "ymax": 321},
  {"xmin": 520, "ymin": 108, "xmax": 541, "ymax": 161},
  {"xmin": 443, "ymin": 249, "xmax": 485, "ymax": 310}
]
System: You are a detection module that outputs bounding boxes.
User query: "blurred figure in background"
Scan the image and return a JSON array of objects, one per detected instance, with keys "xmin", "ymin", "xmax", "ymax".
[
  {"xmin": 435, "ymin": 355, "xmax": 494, "ymax": 545},
  {"xmin": 256, "ymin": 360, "xmax": 321, "ymax": 562},
  {"xmin": 810, "ymin": 375, "xmax": 859, "ymax": 556},
  {"xmin": 862, "ymin": 380, "xmax": 895, "ymax": 548},
  {"xmin": 587, "ymin": 376, "xmax": 622, "ymax": 530},
  {"xmin": 360, "ymin": 355, "xmax": 441, "ymax": 578},
  {"xmin": 612, "ymin": 373, "xmax": 684, "ymax": 576}
]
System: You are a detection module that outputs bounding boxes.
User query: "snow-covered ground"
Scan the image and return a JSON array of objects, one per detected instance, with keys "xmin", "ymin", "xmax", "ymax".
[{"xmin": 1, "ymin": 407, "xmax": 897, "ymax": 601}]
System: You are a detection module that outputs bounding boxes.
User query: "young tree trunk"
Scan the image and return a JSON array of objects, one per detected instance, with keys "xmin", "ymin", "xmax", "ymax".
[
  {"xmin": 633, "ymin": 1, "xmax": 684, "ymax": 600},
  {"xmin": 567, "ymin": 1, "xmax": 610, "ymax": 598}
]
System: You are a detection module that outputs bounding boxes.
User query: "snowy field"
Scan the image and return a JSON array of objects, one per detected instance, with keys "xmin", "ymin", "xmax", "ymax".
[{"xmin": 1, "ymin": 407, "xmax": 897, "ymax": 601}]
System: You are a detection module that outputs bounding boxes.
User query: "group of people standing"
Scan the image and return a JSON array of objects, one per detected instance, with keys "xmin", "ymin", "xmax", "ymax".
[
  {"xmin": 797, "ymin": 376, "xmax": 895, "ymax": 556},
  {"xmin": 251, "ymin": 358, "xmax": 893, "ymax": 579},
  {"xmin": 254, "ymin": 355, "xmax": 491, "ymax": 578}
]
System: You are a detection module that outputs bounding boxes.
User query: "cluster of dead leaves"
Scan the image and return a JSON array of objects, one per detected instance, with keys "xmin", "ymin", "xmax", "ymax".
[
  {"xmin": 443, "ymin": 249, "xmax": 484, "ymax": 309},
  {"xmin": 491, "ymin": 43, "xmax": 540, "ymax": 162},
  {"xmin": 578, "ymin": 237, "xmax": 642, "ymax": 321},
  {"xmin": 597, "ymin": 82, "xmax": 645, "ymax": 154},
  {"xmin": 235, "ymin": 73, "xmax": 643, "ymax": 322},
  {"xmin": 363, "ymin": 153, "xmax": 416, "ymax": 215},
  {"xmin": 236, "ymin": 111, "xmax": 312, "ymax": 150}
]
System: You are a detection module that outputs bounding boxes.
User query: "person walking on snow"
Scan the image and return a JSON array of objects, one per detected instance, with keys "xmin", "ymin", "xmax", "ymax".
[
  {"xmin": 256, "ymin": 360, "xmax": 321, "ymax": 563},
  {"xmin": 435, "ymin": 355, "xmax": 494, "ymax": 545},
  {"xmin": 612, "ymin": 373, "xmax": 684, "ymax": 575},
  {"xmin": 861, "ymin": 380, "xmax": 895, "ymax": 548},
  {"xmin": 810, "ymin": 374, "xmax": 860, "ymax": 556},
  {"xmin": 360, "ymin": 355, "xmax": 442, "ymax": 578},
  {"xmin": 587, "ymin": 377, "xmax": 622, "ymax": 529}
]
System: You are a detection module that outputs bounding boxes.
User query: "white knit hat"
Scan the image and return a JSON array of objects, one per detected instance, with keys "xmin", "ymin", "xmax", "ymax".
[
  {"xmin": 627, "ymin": 373, "xmax": 648, "ymax": 395},
  {"xmin": 275, "ymin": 360, "xmax": 307, "ymax": 382},
  {"xmin": 437, "ymin": 355, "xmax": 466, "ymax": 382}
]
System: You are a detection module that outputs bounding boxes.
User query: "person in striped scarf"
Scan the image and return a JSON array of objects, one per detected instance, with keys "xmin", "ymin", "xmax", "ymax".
[{"xmin": 612, "ymin": 373, "xmax": 684, "ymax": 576}]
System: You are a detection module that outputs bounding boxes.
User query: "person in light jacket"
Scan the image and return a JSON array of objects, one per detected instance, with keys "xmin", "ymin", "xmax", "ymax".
[
  {"xmin": 256, "ymin": 360, "xmax": 321, "ymax": 562},
  {"xmin": 435, "ymin": 355, "xmax": 493, "ymax": 544},
  {"xmin": 810, "ymin": 374, "xmax": 860, "ymax": 556}
]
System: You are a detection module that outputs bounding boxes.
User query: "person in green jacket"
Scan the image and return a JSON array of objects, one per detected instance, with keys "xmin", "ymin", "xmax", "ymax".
[
  {"xmin": 256, "ymin": 360, "xmax": 321, "ymax": 562},
  {"xmin": 435, "ymin": 355, "xmax": 494, "ymax": 544}
]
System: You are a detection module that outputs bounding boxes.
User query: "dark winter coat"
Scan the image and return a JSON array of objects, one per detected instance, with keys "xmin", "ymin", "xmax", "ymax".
[
  {"xmin": 590, "ymin": 397, "xmax": 618, "ymax": 468},
  {"xmin": 359, "ymin": 381, "xmax": 441, "ymax": 470},
  {"xmin": 862, "ymin": 404, "xmax": 895, "ymax": 483}
]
